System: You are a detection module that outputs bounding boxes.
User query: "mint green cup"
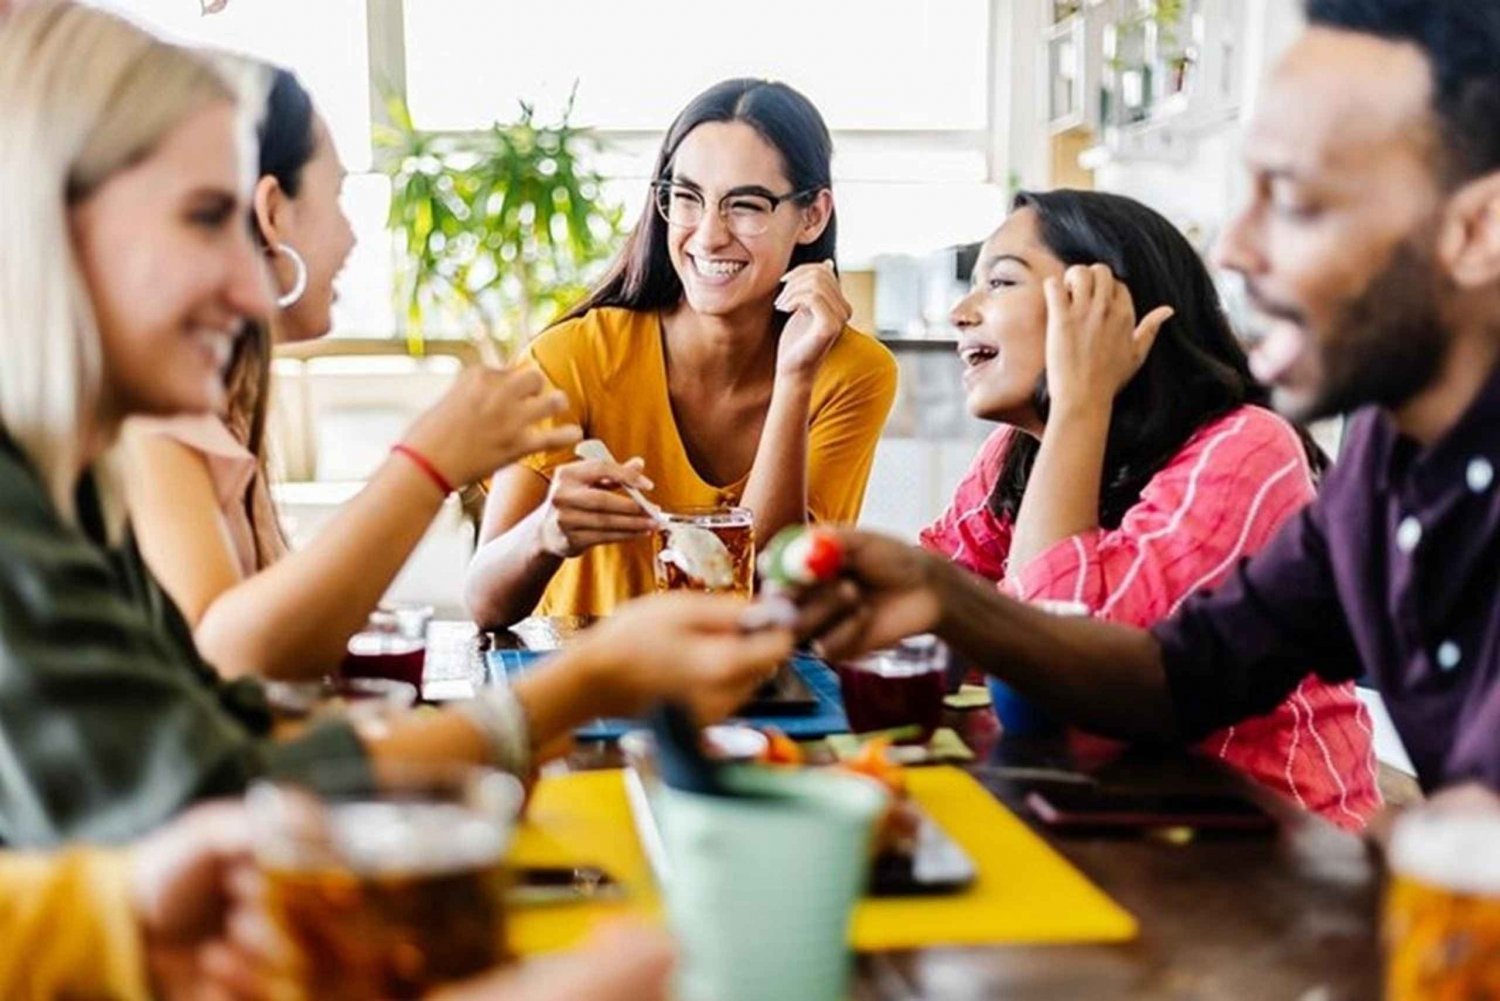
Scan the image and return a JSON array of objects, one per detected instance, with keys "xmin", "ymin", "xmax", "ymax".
[{"xmin": 656, "ymin": 766, "xmax": 888, "ymax": 1001}]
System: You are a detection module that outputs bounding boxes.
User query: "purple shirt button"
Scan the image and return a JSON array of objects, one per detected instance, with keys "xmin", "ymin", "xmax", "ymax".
[
  {"xmin": 1396, "ymin": 516, "xmax": 1423, "ymax": 554},
  {"xmin": 1437, "ymin": 641, "xmax": 1462, "ymax": 672},
  {"xmin": 1468, "ymin": 458, "xmax": 1494, "ymax": 494}
]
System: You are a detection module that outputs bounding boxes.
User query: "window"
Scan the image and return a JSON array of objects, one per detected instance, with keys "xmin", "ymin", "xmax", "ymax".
[
  {"xmin": 403, "ymin": 0, "xmax": 990, "ymax": 132},
  {"xmin": 84, "ymin": 0, "xmax": 1011, "ymax": 327},
  {"xmin": 90, "ymin": 0, "xmax": 373, "ymax": 170},
  {"xmin": 88, "ymin": 0, "xmax": 396, "ymax": 334},
  {"xmin": 403, "ymin": 0, "xmax": 1000, "ymax": 268}
]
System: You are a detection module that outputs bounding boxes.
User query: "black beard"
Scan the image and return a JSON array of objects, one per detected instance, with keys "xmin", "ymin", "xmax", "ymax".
[{"xmin": 1299, "ymin": 236, "xmax": 1452, "ymax": 422}]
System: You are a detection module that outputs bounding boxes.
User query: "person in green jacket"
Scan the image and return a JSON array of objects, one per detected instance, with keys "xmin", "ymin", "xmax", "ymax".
[{"xmin": 0, "ymin": 1, "xmax": 792, "ymax": 847}]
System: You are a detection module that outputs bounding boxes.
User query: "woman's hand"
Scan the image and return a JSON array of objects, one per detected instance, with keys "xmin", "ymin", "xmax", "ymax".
[
  {"xmin": 535, "ymin": 458, "xmax": 659, "ymax": 559},
  {"xmin": 402, "ymin": 365, "xmax": 583, "ymax": 490},
  {"xmin": 132, "ymin": 802, "xmax": 288, "ymax": 1001},
  {"xmin": 1042, "ymin": 264, "xmax": 1174, "ymax": 416},
  {"xmin": 576, "ymin": 593, "xmax": 794, "ymax": 723},
  {"xmin": 774, "ymin": 260, "xmax": 852, "ymax": 379}
]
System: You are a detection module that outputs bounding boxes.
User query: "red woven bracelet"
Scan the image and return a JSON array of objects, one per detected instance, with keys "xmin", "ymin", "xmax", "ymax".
[{"xmin": 391, "ymin": 443, "xmax": 456, "ymax": 496}]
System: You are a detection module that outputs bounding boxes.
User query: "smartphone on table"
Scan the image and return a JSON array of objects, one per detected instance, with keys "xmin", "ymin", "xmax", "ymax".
[{"xmin": 1026, "ymin": 786, "xmax": 1277, "ymax": 834}]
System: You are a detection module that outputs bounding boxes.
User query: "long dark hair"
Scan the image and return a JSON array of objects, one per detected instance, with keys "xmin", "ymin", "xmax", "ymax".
[
  {"xmin": 559, "ymin": 78, "xmax": 835, "ymax": 323},
  {"xmin": 222, "ymin": 64, "xmax": 316, "ymax": 566},
  {"xmin": 224, "ymin": 65, "xmax": 316, "ymax": 465},
  {"xmin": 990, "ymin": 189, "xmax": 1327, "ymax": 529}
]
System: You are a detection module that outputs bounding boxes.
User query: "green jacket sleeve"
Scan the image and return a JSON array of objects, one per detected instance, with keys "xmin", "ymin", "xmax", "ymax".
[{"xmin": 0, "ymin": 464, "xmax": 368, "ymax": 847}]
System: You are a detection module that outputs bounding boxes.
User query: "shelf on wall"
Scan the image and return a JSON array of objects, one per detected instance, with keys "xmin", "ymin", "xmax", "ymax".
[{"xmin": 1045, "ymin": 0, "xmax": 1246, "ymax": 167}]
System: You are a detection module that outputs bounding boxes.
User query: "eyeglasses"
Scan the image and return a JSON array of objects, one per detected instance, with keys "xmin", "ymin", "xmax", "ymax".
[{"xmin": 652, "ymin": 181, "xmax": 821, "ymax": 238}]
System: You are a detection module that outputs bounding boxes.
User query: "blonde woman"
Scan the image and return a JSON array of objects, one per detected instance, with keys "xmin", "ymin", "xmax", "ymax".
[{"xmin": 0, "ymin": 1, "xmax": 791, "ymax": 845}]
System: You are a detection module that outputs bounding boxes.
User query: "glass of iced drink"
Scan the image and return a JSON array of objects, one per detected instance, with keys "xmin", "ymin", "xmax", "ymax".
[
  {"xmin": 248, "ymin": 763, "xmax": 523, "ymax": 1001},
  {"xmin": 652, "ymin": 505, "xmax": 755, "ymax": 596}
]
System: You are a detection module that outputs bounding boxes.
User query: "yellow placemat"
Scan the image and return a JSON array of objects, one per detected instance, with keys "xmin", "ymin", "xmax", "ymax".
[
  {"xmin": 852, "ymin": 767, "xmax": 1137, "ymax": 948},
  {"xmin": 507, "ymin": 767, "xmax": 1136, "ymax": 955},
  {"xmin": 508, "ymin": 770, "xmax": 660, "ymax": 954}
]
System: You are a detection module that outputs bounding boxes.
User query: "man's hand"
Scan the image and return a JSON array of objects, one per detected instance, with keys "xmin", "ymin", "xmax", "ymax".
[{"xmin": 788, "ymin": 530, "xmax": 946, "ymax": 661}]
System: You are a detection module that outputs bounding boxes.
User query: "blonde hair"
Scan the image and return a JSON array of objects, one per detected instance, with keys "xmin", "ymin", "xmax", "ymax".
[{"xmin": 0, "ymin": 1, "xmax": 261, "ymax": 532}]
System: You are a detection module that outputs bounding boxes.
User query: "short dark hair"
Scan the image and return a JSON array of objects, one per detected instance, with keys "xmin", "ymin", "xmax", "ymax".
[
  {"xmin": 223, "ymin": 64, "xmax": 317, "ymax": 559},
  {"xmin": 1304, "ymin": 0, "xmax": 1500, "ymax": 182}
]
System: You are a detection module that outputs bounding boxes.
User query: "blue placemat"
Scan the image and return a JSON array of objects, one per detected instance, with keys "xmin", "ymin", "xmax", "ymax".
[{"xmin": 484, "ymin": 650, "xmax": 849, "ymax": 741}]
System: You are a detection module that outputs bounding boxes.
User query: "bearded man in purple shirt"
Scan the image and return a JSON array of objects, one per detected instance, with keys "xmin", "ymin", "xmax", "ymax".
[{"xmin": 796, "ymin": 0, "xmax": 1500, "ymax": 808}]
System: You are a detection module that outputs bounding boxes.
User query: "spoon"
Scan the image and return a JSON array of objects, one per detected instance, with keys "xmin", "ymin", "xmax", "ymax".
[{"xmin": 574, "ymin": 439, "xmax": 735, "ymax": 590}]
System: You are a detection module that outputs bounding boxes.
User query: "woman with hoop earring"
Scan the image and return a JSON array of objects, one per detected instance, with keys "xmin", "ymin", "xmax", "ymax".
[{"xmin": 121, "ymin": 65, "xmax": 586, "ymax": 680}]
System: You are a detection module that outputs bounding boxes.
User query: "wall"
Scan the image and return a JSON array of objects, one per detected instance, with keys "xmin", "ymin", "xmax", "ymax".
[
  {"xmin": 1093, "ymin": 129, "xmax": 1240, "ymax": 241},
  {"xmin": 1090, "ymin": 0, "xmax": 1305, "ymax": 236}
]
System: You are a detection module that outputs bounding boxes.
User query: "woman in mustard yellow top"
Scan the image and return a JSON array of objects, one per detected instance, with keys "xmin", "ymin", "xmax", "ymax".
[{"xmin": 466, "ymin": 79, "xmax": 898, "ymax": 625}]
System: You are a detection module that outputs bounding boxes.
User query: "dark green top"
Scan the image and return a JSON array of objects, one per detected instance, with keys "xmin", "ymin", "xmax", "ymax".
[{"xmin": 0, "ymin": 434, "xmax": 368, "ymax": 846}]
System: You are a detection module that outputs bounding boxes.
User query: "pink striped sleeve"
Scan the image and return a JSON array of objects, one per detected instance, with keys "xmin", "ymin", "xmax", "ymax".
[
  {"xmin": 1008, "ymin": 407, "xmax": 1317, "ymax": 627},
  {"xmin": 919, "ymin": 427, "xmax": 1017, "ymax": 582}
]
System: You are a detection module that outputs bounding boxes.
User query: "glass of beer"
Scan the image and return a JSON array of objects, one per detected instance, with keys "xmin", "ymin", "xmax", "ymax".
[
  {"xmin": 248, "ymin": 763, "xmax": 523, "ymax": 1000},
  {"xmin": 651, "ymin": 505, "xmax": 755, "ymax": 596},
  {"xmin": 1384, "ymin": 806, "xmax": 1500, "ymax": 999}
]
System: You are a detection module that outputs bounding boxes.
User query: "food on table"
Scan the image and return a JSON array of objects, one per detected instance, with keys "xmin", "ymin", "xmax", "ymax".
[
  {"xmin": 759, "ymin": 525, "xmax": 844, "ymax": 588},
  {"xmin": 753, "ymin": 730, "xmax": 917, "ymax": 854},
  {"xmin": 756, "ymin": 728, "xmax": 806, "ymax": 766},
  {"xmin": 653, "ymin": 507, "xmax": 754, "ymax": 595},
  {"xmin": 575, "ymin": 438, "xmax": 739, "ymax": 590}
]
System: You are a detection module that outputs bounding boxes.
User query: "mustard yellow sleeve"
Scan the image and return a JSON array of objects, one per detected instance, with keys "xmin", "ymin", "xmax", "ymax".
[
  {"xmin": 518, "ymin": 316, "xmax": 594, "ymax": 479},
  {"xmin": 0, "ymin": 848, "xmax": 151, "ymax": 1001},
  {"xmin": 807, "ymin": 331, "xmax": 899, "ymax": 524}
]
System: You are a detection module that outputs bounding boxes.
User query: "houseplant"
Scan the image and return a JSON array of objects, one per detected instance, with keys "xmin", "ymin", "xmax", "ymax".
[{"xmin": 376, "ymin": 89, "xmax": 623, "ymax": 357}]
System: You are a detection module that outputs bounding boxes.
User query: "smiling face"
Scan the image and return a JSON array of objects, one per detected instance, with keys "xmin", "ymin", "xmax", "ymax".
[
  {"xmin": 949, "ymin": 208, "xmax": 1064, "ymax": 428},
  {"xmin": 663, "ymin": 120, "xmax": 830, "ymax": 320},
  {"xmin": 71, "ymin": 101, "xmax": 272, "ymax": 420},
  {"xmin": 264, "ymin": 115, "xmax": 356, "ymax": 343},
  {"xmin": 1213, "ymin": 28, "xmax": 1452, "ymax": 422}
]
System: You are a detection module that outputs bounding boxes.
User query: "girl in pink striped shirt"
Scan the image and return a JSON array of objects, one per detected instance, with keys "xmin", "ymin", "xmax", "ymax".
[{"xmin": 922, "ymin": 190, "xmax": 1379, "ymax": 830}]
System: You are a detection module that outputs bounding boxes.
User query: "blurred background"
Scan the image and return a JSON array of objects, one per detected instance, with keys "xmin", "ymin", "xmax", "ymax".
[{"xmin": 88, "ymin": 0, "xmax": 1307, "ymax": 608}]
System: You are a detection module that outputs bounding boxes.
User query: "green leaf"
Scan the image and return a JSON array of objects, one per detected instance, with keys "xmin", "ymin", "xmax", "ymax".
[{"xmin": 379, "ymin": 84, "xmax": 624, "ymax": 345}]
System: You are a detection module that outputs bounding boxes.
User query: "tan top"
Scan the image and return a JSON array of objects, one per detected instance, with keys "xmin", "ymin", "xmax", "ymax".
[{"xmin": 128, "ymin": 413, "xmax": 286, "ymax": 575}]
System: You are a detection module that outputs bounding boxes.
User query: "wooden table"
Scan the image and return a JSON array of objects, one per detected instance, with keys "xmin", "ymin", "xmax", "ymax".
[{"xmin": 479, "ymin": 621, "xmax": 1383, "ymax": 1001}]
